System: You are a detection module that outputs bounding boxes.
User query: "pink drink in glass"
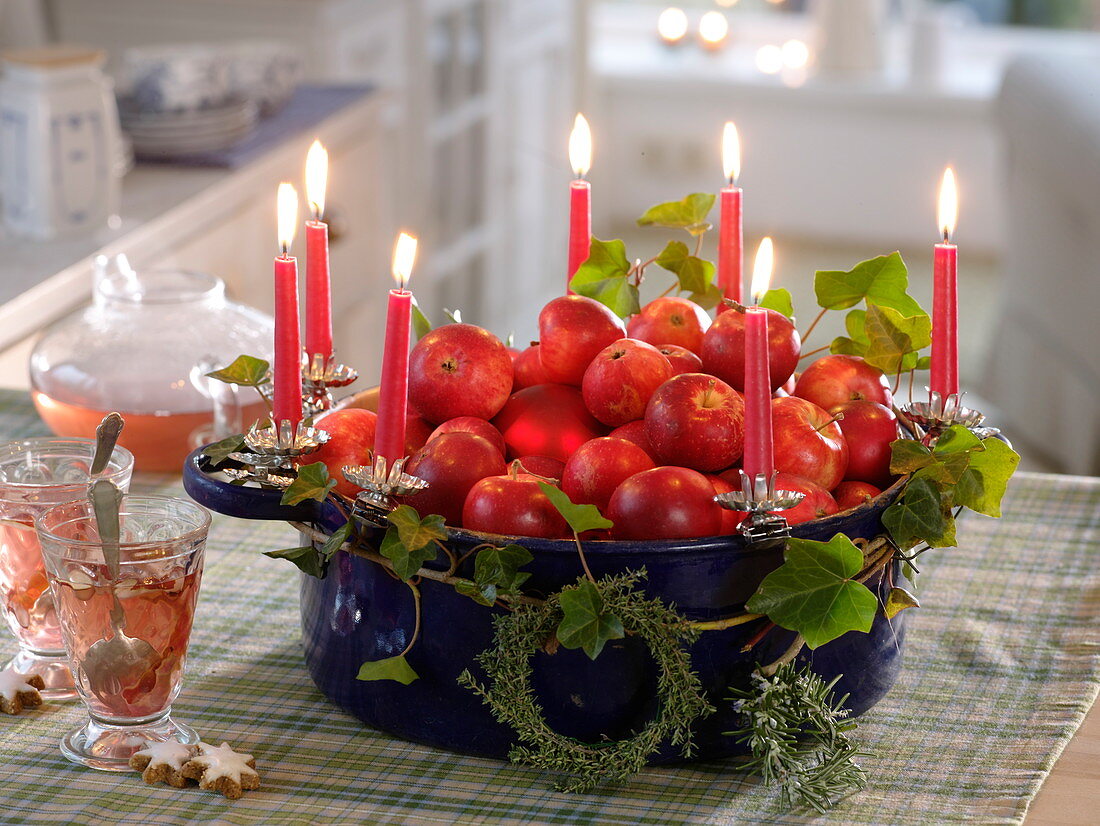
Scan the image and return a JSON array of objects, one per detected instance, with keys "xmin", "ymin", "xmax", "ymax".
[
  {"xmin": 52, "ymin": 563, "xmax": 202, "ymax": 719},
  {"xmin": 0, "ymin": 437, "xmax": 134, "ymax": 697},
  {"xmin": 37, "ymin": 494, "xmax": 209, "ymax": 770}
]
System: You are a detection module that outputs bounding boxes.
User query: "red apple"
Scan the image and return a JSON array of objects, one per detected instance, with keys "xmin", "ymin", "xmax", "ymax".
[
  {"xmin": 409, "ymin": 323, "xmax": 514, "ymax": 423},
  {"xmin": 513, "ymin": 343, "xmax": 549, "ymax": 390},
  {"xmin": 492, "ymin": 384, "xmax": 606, "ymax": 462},
  {"xmin": 428, "ymin": 416, "xmax": 506, "ymax": 457},
  {"xmin": 834, "ymin": 480, "xmax": 883, "ymax": 512},
  {"xmin": 770, "ymin": 472, "xmax": 838, "ymax": 525},
  {"xmin": 700, "ymin": 306, "xmax": 801, "ymax": 392},
  {"xmin": 463, "ymin": 470, "xmax": 570, "ymax": 538},
  {"xmin": 606, "ymin": 466, "xmax": 722, "ymax": 540},
  {"xmin": 582, "ymin": 338, "xmax": 672, "ymax": 427},
  {"xmin": 312, "ymin": 408, "xmax": 377, "ymax": 498},
  {"xmin": 404, "ymin": 413, "xmax": 435, "ymax": 456},
  {"xmin": 708, "ymin": 474, "xmax": 747, "ymax": 534},
  {"xmin": 562, "ymin": 437, "xmax": 656, "ymax": 512},
  {"xmin": 405, "ymin": 432, "xmax": 507, "ymax": 525},
  {"xmin": 515, "ymin": 455, "xmax": 565, "ymax": 480},
  {"xmin": 657, "ymin": 344, "xmax": 704, "ymax": 377},
  {"xmin": 793, "ymin": 354, "xmax": 893, "ymax": 411},
  {"xmin": 607, "ymin": 420, "xmax": 654, "ymax": 457},
  {"xmin": 538, "ymin": 295, "xmax": 626, "ymax": 386},
  {"xmin": 626, "ymin": 296, "xmax": 711, "ymax": 354},
  {"xmin": 834, "ymin": 400, "xmax": 899, "ymax": 487},
  {"xmin": 644, "ymin": 373, "xmax": 746, "ymax": 472},
  {"xmin": 772, "ymin": 396, "xmax": 849, "ymax": 491}
]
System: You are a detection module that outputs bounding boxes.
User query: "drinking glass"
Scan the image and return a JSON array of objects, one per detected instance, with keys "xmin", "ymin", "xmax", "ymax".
[
  {"xmin": 0, "ymin": 437, "xmax": 134, "ymax": 697},
  {"xmin": 36, "ymin": 495, "xmax": 210, "ymax": 770}
]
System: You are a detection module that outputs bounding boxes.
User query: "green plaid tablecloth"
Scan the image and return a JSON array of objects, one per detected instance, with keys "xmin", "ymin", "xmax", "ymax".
[{"xmin": 0, "ymin": 391, "xmax": 1097, "ymax": 825}]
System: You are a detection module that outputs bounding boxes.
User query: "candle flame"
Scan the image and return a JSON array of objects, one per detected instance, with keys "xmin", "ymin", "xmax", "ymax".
[
  {"xmin": 722, "ymin": 121, "xmax": 741, "ymax": 185},
  {"xmin": 751, "ymin": 237, "xmax": 774, "ymax": 304},
  {"xmin": 392, "ymin": 232, "xmax": 418, "ymax": 290},
  {"xmin": 305, "ymin": 139, "xmax": 328, "ymax": 220},
  {"xmin": 569, "ymin": 113, "xmax": 592, "ymax": 178},
  {"xmin": 938, "ymin": 166, "xmax": 958, "ymax": 241},
  {"xmin": 277, "ymin": 182, "xmax": 298, "ymax": 254}
]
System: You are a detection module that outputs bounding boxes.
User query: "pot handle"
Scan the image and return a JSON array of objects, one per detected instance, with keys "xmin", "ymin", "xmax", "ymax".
[{"xmin": 181, "ymin": 446, "xmax": 320, "ymax": 523}]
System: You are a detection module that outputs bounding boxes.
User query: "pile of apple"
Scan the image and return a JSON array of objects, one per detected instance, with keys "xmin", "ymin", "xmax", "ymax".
[{"xmin": 313, "ymin": 294, "xmax": 900, "ymax": 541}]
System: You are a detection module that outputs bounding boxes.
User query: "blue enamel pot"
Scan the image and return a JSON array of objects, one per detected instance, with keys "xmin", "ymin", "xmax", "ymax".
[{"xmin": 183, "ymin": 446, "xmax": 908, "ymax": 763}]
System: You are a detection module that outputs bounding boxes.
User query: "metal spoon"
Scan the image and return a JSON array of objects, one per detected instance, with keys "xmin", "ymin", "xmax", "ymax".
[{"xmin": 82, "ymin": 416, "xmax": 159, "ymax": 700}]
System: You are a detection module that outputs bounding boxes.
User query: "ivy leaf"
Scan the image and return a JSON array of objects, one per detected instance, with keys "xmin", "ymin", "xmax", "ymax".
[
  {"xmin": 955, "ymin": 437, "xmax": 1020, "ymax": 518},
  {"xmin": 356, "ymin": 655, "xmax": 419, "ymax": 685},
  {"xmin": 205, "ymin": 354, "xmax": 271, "ymax": 388},
  {"xmin": 380, "ymin": 505, "xmax": 446, "ymax": 580},
  {"xmin": 636, "ymin": 193, "xmax": 716, "ymax": 236},
  {"xmin": 202, "ymin": 434, "xmax": 246, "ymax": 468},
  {"xmin": 538, "ymin": 482, "xmax": 613, "ymax": 534},
  {"xmin": 862, "ymin": 304, "xmax": 932, "ymax": 375},
  {"xmin": 411, "ymin": 297, "xmax": 432, "ymax": 340},
  {"xmin": 264, "ymin": 545, "xmax": 325, "ymax": 578},
  {"xmin": 319, "ymin": 521, "xmax": 353, "ymax": 561},
  {"xmin": 454, "ymin": 578, "xmax": 496, "ymax": 607},
  {"xmin": 387, "ymin": 504, "xmax": 447, "ymax": 551},
  {"xmin": 758, "ymin": 288, "xmax": 794, "ymax": 318},
  {"xmin": 889, "ymin": 439, "xmax": 936, "ymax": 476},
  {"xmin": 884, "ymin": 587, "xmax": 920, "ymax": 619},
  {"xmin": 569, "ymin": 237, "xmax": 640, "ymax": 319},
  {"xmin": 474, "ymin": 544, "xmax": 533, "ymax": 594},
  {"xmin": 882, "ymin": 475, "xmax": 953, "ymax": 550},
  {"xmin": 915, "ymin": 355, "xmax": 932, "ymax": 371},
  {"xmin": 830, "ymin": 309, "xmax": 870, "ymax": 358},
  {"xmin": 280, "ymin": 462, "xmax": 336, "ymax": 506},
  {"xmin": 814, "ymin": 253, "xmax": 925, "ymax": 317},
  {"xmin": 655, "ymin": 240, "xmax": 716, "ymax": 294},
  {"xmin": 689, "ymin": 282, "xmax": 724, "ymax": 311},
  {"xmin": 744, "ymin": 534, "xmax": 878, "ymax": 649},
  {"xmin": 557, "ymin": 580, "xmax": 625, "ymax": 660}
]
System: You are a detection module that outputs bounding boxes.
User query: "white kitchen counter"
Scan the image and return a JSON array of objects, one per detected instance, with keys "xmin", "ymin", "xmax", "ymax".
[{"xmin": 0, "ymin": 88, "xmax": 387, "ymax": 388}]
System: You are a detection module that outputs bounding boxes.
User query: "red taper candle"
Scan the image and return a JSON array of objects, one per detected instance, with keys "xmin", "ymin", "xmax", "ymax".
[
  {"xmin": 742, "ymin": 237, "xmax": 775, "ymax": 482},
  {"xmin": 304, "ymin": 140, "xmax": 333, "ymax": 361},
  {"xmin": 567, "ymin": 113, "xmax": 593, "ymax": 290},
  {"xmin": 273, "ymin": 183, "xmax": 302, "ymax": 427},
  {"xmin": 374, "ymin": 232, "xmax": 419, "ymax": 464},
  {"xmin": 931, "ymin": 167, "xmax": 959, "ymax": 398},
  {"xmin": 718, "ymin": 121, "xmax": 743, "ymax": 311}
]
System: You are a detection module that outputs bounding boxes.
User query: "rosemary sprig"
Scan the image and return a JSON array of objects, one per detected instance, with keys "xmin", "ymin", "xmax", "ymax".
[{"xmin": 725, "ymin": 661, "xmax": 868, "ymax": 813}]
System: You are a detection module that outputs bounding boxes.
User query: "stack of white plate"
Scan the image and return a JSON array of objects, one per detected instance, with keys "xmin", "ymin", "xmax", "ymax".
[{"xmin": 120, "ymin": 97, "xmax": 258, "ymax": 159}]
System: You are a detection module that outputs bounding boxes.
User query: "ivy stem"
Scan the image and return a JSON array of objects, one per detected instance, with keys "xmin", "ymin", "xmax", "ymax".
[
  {"xmin": 573, "ymin": 531, "xmax": 597, "ymax": 584},
  {"xmin": 760, "ymin": 634, "xmax": 805, "ymax": 677},
  {"xmin": 892, "ymin": 368, "xmax": 903, "ymax": 395},
  {"xmin": 656, "ymin": 281, "xmax": 678, "ymax": 299},
  {"xmin": 398, "ymin": 581, "xmax": 422, "ymax": 657},
  {"xmin": 908, "ymin": 366, "xmax": 916, "ymax": 402},
  {"xmin": 800, "ymin": 307, "xmax": 828, "ymax": 345},
  {"xmin": 798, "ymin": 344, "xmax": 831, "ymax": 362},
  {"xmin": 437, "ymin": 539, "xmax": 459, "ymax": 577},
  {"xmin": 688, "ymin": 612, "xmax": 765, "ymax": 632},
  {"xmin": 288, "ymin": 520, "xmax": 546, "ymax": 606},
  {"xmin": 694, "ymin": 233, "xmax": 703, "ymax": 257},
  {"xmin": 739, "ymin": 619, "xmax": 777, "ymax": 652}
]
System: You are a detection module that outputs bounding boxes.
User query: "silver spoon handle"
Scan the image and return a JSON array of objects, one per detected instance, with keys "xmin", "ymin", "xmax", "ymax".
[
  {"xmin": 90, "ymin": 479, "xmax": 123, "ymax": 579},
  {"xmin": 91, "ymin": 412, "xmax": 124, "ymax": 477}
]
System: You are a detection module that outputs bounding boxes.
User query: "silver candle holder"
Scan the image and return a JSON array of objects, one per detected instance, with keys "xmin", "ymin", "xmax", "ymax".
[
  {"xmin": 715, "ymin": 470, "xmax": 805, "ymax": 544},
  {"xmin": 302, "ymin": 352, "xmax": 359, "ymax": 416},
  {"xmin": 343, "ymin": 454, "xmax": 429, "ymax": 527},
  {"xmin": 900, "ymin": 389, "xmax": 1001, "ymax": 445},
  {"xmin": 224, "ymin": 418, "xmax": 331, "ymax": 486}
]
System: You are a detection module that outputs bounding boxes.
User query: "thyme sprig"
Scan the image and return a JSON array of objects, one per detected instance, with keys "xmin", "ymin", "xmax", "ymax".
[{"xmin": 725, "ymin": 661, "xmax": 868, "ymax": 813}]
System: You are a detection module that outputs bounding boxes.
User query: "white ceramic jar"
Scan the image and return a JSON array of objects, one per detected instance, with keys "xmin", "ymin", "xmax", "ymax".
[{"xmin": 0, "ymin": 46, "xmax": 122, "ymax": 239}]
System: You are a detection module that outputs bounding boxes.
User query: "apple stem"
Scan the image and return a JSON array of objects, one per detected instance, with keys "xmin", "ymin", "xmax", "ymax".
[
  {"xmin": 800, "ymin": 307, "xmax": 829, "ymax": 345},
  {"xmin": 797, "ymin": 344, "xmax": 831, "ymax": 362},
  {"xmin": 573, "ymin": 532, "xmax": 597, "ymax": 584},
  {"xmin": 509, "ymin": 459, "xmax": 523, "ymax": 481},
  {"xmin": 814, "ymin": 412, "xmax": 844, "ymax": 433}
]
